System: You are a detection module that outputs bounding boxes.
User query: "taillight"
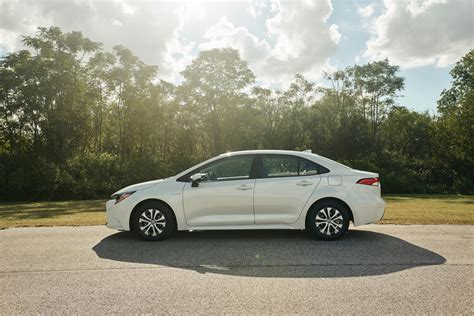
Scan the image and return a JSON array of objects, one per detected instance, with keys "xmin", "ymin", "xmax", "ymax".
[{"xmin": 357, "ymin": 177, "xmax": 380, "ymax": 186}]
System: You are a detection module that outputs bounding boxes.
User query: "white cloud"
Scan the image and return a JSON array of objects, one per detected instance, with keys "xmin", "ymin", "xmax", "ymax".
[
  {"xmin": 329, "ymin": 24, "xmax": 341, "ymax": 44},
  {"xmin": 200, "ymin": 17, "xmax": 271, "ymax": 71},
  {"xmin": 358, "ymin": 4, "xmax": 375, "ymax": 17},
  {"xmin": 0, "ymin": 0, "xmax": 340, "ymax": 84},
  {"xmin": 365, "ymin": 0, "xmax": 474, "ymax": 67},
  {"xmin": 0, "ymin": 0, "xmax": 188, "ymax": 80},
  {"xmin": 247, "ymin": 0, "xmax": 269, "ymax": 18},
  {"xmin": 265, "ymin": 0, "xmax": 338, "ymax": 69},
  {"xmin": 202, "ymin": 0, "xmax": 340, "ymax": 83}
]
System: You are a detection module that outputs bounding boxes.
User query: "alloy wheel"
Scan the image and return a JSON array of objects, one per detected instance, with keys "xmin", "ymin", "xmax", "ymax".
[
  {"xmin": 138, "ymin": 209, "xmax": 167, "ymax": 237},
  {"xmin": 315, "ymin": 207, "xmax": 343, "ymax": 236}
]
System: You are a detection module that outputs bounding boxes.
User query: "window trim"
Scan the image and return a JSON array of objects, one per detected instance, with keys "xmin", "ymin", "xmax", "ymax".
[
  {"xmin": 176, "ymin": 154, "xmax": 258, "ymax": 183},
  {"xmin": 300, "ymin": 156, "xmax": 330, "ymax": 176},
  {"xmin": 255, "ymin": 154, "xmax": 330, "ymax": 179},
  {"xmin": 257, "ymin": 154, "xmax": 299, "ymax": 179}
]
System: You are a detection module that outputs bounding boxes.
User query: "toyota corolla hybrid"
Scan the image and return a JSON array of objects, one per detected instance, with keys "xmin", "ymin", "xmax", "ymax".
[{"xmin": 106, "ymin": 150, "xmax": 385, "ymax": 241}]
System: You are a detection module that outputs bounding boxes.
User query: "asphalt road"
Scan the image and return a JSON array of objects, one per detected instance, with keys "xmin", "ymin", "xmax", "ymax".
[{"xmin": 0, "ymin": 225, "xmax": 472, "ymax": 314}]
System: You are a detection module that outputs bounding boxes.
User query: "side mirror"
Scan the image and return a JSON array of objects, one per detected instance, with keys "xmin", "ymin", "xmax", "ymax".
[{"xmin": 190, "ymin": 173, "xmax": 206, "ymax": 187}]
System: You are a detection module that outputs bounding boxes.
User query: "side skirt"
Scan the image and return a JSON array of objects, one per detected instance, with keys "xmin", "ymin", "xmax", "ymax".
[{"xmin": 178, "ymin": 224, "xmax": 304, "ymax": 231}]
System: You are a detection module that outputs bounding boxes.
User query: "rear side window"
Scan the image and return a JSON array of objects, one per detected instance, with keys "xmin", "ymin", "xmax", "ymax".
[
  {"xmin": 299, "ymin": 158, "xmax": 320, "ymax": 176},
  {"xmin": 260, "ymin": 155, "xmax": 329, "ymax": 178},
  {"xmin": 262, "ymin": 155, "xmax": 299, "ymax": 177},
  {"xmin": 299, "ymin": 158, "xmax": 329, "ymax": 175}
]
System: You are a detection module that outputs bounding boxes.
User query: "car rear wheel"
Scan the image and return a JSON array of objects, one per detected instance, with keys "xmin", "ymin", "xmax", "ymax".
[
  {"xmin": 132, "ymin": 201, "xmax": 176, "ymax": 241},
  {"xmin": 307, "ymin": 201, "xmax": 350, "ymax": 241}
]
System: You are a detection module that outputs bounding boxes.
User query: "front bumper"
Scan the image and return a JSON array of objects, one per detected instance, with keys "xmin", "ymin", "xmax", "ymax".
[{"xmin": 106, "ymin": 199, "xmax": 129, "ymax": 231}]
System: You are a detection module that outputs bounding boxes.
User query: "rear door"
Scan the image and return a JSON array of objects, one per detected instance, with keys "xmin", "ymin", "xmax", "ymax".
[{"xmin": 253, "ymin": 154, "xmax": 322, "ymax": 224}]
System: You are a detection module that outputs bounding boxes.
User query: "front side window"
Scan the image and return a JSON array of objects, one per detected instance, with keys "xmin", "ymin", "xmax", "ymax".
[{"xmin": 198, "ymin": 156, "xmax": 253, "ymax": 182}]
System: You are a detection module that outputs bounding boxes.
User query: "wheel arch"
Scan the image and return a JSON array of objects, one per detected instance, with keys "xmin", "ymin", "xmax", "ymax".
[
  {"xmin": 129, "ymin": 198, "xmax": 177, "ymax": 231},
  {"xmin": 305, "ymin": 197, "xmax": 354, "ymax": 228}
]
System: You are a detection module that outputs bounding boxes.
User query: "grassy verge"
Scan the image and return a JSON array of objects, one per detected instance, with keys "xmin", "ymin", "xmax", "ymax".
[
  {"xmin": 0, "ymin": 200, "xmax": 105, "ymax": 228},
  {"xmin": 0, "ymin": 195, "xmax": 472, "ymax": 229},
  {"xmin": 381, "ymin": 194, "xmax": 473, "ymax": 225}
]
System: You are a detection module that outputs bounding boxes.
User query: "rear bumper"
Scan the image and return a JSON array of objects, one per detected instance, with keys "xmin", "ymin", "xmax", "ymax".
[
  {"xmin": 353, "ymin": 196, "xmax": 385, "ymax": 225},
  {"xmin": 373, "ymin": 197, "xmax": 385, "ymax": 222},
  {"xmin": 347, "ymin": 187, "xmax": 385, "ymax": 226}
]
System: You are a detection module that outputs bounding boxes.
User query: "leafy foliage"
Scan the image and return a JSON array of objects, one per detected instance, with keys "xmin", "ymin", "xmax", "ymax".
[{"xmin": 0, "ymin": 27, "xmax": 472, "ymax": 200}]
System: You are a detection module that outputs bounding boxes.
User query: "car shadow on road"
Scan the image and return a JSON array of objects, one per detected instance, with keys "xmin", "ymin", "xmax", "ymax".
[{"xmin": 92, "ymin": 229, "xmax": 446, "ymax": 278}]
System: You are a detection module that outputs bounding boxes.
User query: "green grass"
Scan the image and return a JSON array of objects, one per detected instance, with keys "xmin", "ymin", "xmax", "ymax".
[
  {"xmin": 381, "ymin": 194, "xmax": 474, "ymax": 225},
  {"xmin": 0, "ymin": 195, "xmax": 473, "ymax": 229},
  {"xmin": 0, "ymin": 200, "xmax": 105, "ymax": 228}
]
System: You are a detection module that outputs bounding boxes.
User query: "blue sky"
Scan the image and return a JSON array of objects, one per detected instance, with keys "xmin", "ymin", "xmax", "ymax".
[
  {"xmin": 1, "ymin": 0, "xmax": 472, "ymax": 113},
  {"xmin": 328, "ymin": 0, "xmax": 456, "ymax": 113}
]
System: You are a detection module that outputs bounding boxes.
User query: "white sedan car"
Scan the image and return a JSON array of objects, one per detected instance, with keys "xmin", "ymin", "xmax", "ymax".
[{"xmin": 106, "ymin": 150, "xmax": 385, "ymax": 241}]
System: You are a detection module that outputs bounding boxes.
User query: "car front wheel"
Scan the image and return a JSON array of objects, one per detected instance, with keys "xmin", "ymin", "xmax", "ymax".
[
  {"xmin": 307, "ymin": 201, "xmax": 350, "ymax": 241},
  {"xmin": 132, "ymin": 201, "xmax": 176, "ymax": 241}
]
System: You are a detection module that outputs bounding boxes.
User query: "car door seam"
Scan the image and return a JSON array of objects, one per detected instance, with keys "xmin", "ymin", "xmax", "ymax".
[
  {"xmin": 291, "ymin": 175, "xmax": 322, "ymax": 224},
  {"xmin": 252, "ymin": 179, "xmax": 256, "ymax": 224}
]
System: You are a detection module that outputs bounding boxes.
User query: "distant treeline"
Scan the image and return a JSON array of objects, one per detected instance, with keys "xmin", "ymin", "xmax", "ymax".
[{"xmin": 0, "ymin": 27, "xmax": 472, "ymax": 200}]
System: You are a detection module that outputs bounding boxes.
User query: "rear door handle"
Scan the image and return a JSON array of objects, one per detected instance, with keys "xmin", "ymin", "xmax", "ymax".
[
  {"xmin": 296, "ymin": 180, "xmax": 313, "ymax": 186},
  {"xmin": 236, "ymin": 184, "xmax": 253, "ymax": 191}
]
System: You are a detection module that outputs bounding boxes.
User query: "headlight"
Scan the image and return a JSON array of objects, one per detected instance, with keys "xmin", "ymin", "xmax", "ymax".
[{"xmin": 111, "ymin": 191, "xmax": 136, "ymax": 204}]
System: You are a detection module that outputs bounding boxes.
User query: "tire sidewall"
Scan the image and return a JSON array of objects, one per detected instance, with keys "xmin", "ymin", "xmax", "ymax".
[
  {"xmin": 307, "ymin": 201, "xmax": 350, "ymax": 241},
  {"xmin": 132, "ymin": 201, "xmax": 176, "ymax": 241}
]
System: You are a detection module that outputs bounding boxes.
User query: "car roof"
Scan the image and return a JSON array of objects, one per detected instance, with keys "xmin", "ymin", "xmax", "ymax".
[
  {"xmin": 220, "ymin": 149, "xmax": 353, "ymax": 172},
  {"xmin": 219, "ymin": 149, "xmax": 312, "ymax": 157},
  {"xmin": 174, "ymin": 149, "xmax": 352, "ymax": 179}
]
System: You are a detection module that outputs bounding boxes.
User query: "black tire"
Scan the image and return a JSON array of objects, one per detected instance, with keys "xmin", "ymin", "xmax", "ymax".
[
  {"xmin": 307, "ymin": 200, "xmax": 350, "ymax": 241},
  {"xmin": 132, "ymin": 201, "xmax": 176, "ymax": 241}
]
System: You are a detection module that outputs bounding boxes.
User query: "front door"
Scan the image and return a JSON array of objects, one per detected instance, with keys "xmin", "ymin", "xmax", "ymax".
[{"xmin": 182, "ymin": 155, "xmax": 256, "ymax": 226}]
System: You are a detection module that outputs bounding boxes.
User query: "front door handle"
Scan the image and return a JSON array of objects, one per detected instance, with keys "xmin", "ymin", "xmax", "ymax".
[
  {"xmin": 236, "ymin": 184, "xmax": 253, "ymax": 191},
  {"xmin": 296, "ymin": 180, "xmax": 313, "ymax": 186}
]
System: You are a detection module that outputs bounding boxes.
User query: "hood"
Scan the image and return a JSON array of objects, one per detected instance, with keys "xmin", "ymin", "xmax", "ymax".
[{"xmin": 112, "ymin": 178, "xmax": 169, "ymax": 196}]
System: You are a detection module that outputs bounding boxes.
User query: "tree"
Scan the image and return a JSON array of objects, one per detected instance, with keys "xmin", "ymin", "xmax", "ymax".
[
  {"xmin": 1, "ymin": 26, "xmax": 472, "ymax": 199},
  {"xmin": 377, "ymin": 106, "xmax": 435, "ymax": 193},
  {"xmin": 381, "ymin": 106, "xmax": 433, "ymax": 159},
  {"xmin": 347, "ymin": 59, "xmax": 405, "ymax": 143},
  {"xmin": 312, "ymin": 70, "xmax": 368, "ymax": 161},
  {"xmin": 104, "ymin": 45, "xmax": 159, "ymax": 159},
  {"xmin": 85, "ymin": 50, "xmax": 116, "ymax": 152},
  {"xmin": 0, "ymin": 27, "xmax": 103, "ymax": 198},
  {"xmin": 435, "ymin": 50, "xmax": 474, "ymax": 192},
  {"xmin": 20, "ymin": 26, "xmax": 101, "ymax": 162},
  {"xmin": 278, "ymin": 74, "xmax": 315, "ymax": 150},
  {"xmin": 251, "ymin": 87, "xmax": 283, "ymax": 148},
  {"xmin": 438, "ymin": 50, "xmax": 474, "ymax": 113},
  {"xmin": 179, "ymin": 48, "xmax": 255, "ymax": 155}
]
